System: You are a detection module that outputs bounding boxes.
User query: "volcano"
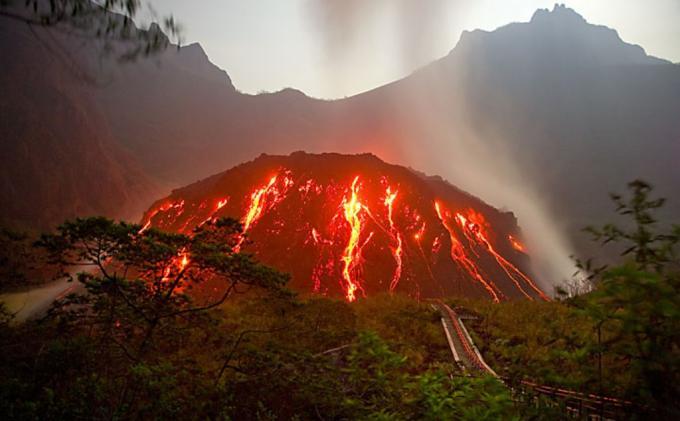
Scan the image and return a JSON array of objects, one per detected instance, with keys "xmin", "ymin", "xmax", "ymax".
[{"xmin": 141, "ymin": 152, "xmax": 549, "ymax": 302}]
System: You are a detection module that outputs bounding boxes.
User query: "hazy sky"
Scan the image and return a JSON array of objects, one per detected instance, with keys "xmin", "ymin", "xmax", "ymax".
[{"xmin": 145, "ymin": 1, "xmax": 680, "ymax": 99}]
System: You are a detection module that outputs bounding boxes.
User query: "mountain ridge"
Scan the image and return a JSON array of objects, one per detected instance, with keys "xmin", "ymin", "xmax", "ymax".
[{"xmin": 2, "ymin": 3, "xmax": 678, "ymax": 284}]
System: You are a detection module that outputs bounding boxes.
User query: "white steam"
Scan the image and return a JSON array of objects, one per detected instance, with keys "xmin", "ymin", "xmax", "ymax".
[{"xmin": 307, "ymin": 1, "xmax": 578, "ymax": 293}]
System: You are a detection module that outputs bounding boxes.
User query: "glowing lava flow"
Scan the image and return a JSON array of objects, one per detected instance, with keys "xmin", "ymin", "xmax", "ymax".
[
  {"xmin": 434, "ymin": 202, "xmax": 501, "ymax": 302},
  {"xmin": 139, "ymin": 201, "xmax": 184, "ymax": 234},
  {"xmin": 234, "ymin": 175, "xmax": 281, "ymax": 252},
  {"xmin": 414, "ymin": 221, "xmax": 437, "ymax": 287},
  {"xmin": 243, "ymin": 176, "xmax": 278, "ymax": 233},
  {"xmin": 197, "ymin": 197, "xmax": 229, "ymax": 227},
  {"xmin": 455, "ymin": 211, "xmax": 550, "ymax": 301},
  {"xmin": 341, "ymin": 176, "xmax": 368, "ymax": 302},
  {"xmin": 384, "ymin": 186, "xmax": 404, "ymax": 292},
  {"xmin": 508, "ymin": 235, "xmax": 525, "ymax": 253},
  {"xmin": 139, "ymin": 161, "xmax": 547, "ymax": 302}
]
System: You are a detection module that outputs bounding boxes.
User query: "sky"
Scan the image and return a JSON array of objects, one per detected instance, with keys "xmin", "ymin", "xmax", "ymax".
[{"xmin": 144, "ymin": 0, "xmax": 680, "ymax": 99}]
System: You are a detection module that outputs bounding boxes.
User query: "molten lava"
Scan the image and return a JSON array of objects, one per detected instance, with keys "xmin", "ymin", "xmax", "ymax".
[
  {"xmin": 454, "ymin": 211, "xmax": 549, "ymax": 301},
  {"xmin": 384, "ymin": 186, "xmax": 404, "ymax": 292},
  {"xmin": 340, "ymin": 176, "xmax": 368, "ymax": 302},
  {"xmin": 139, "ymin": 201, "xmax": 184, "ymax": 234},
  {"xmin": 434, "ymin": 202, "xmax": 502, "ymax": 302},
  {"xmin": 234, "ymin": 173, "xmax": 293, "ymax": 252},
  {"xmin": 508, "ymin": 235, "xmax": 525, "ymax": 252},
  {"xmin": 140, "ymin": 152, "xmax": 550, "ymax": 302},
  {"xmin": 235, "ymin": 175, "xmax": 278, "ymax": 252}
]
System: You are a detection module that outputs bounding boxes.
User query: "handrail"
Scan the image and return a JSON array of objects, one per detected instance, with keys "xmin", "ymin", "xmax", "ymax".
[{"xmin": 432, "ymin": 299, "xmax": 635, "ymax": 418}]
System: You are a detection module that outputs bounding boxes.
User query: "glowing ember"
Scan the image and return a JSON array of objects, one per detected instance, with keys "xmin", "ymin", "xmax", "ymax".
[
  {"xmin": 160, "ymin": 249, "xmax": 190, "ymax": 289},
  {"xmin": 311, "ymin": 227, "xmax": 322, "ymax": 245},
  {"xmin": 414, "ymin": 222, "xmax": 426, "ymax": 241},
  {"xmin": 179, "ymin": 253, "xmax": 189, "ymax": 269},
  {"xmin": 431, "ymin": 236, "xmax": 442, "ymax": 255},
  {"xmin": 508, "ymin": 235, "xmax": 525, "ymax": 252}
]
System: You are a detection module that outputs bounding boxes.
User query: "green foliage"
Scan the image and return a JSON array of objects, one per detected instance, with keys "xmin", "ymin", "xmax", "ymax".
[
  {"xmin": 36, "ymin": 216, "xmax": 288, "ymax": 353},
  {"xmin": 0, "ymin": 269, "xmax": 525, "ymax": 420},
  {"xmin": 215, "ymin": 296, "xmax": 459, "ymax": 420},
  {"xmin": 578, "ymin": 180, "xmax": 680, "ymax": 415},
  {"xmin": 460, "ymin": 299, "xmax": 610, "ymax": 393},
  {"xmin": 343, "ymin": 331, "xmax": 408, "ymax": 413},
  {"xmin": 0, "ymin": 216, "xmax": 286, "ymax": 418},
  {"xmin": 460, "ymin": 181, "xmax": 679, "ymax": 418},
  {"xmin": 353, "ymin": 294, "xmax": 451, "ymax": 366},
  {"xmin": 414, "ymin": 372, "xmax": 516, "ymax": 420},
  {"xmin": 8, "ymin": 179, "xmax": 678, "ymax": 419}
]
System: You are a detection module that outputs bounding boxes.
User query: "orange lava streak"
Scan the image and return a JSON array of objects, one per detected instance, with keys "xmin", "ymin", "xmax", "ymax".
[
  {"xmin": 384, "ymin": 186, "xmax": 404, "ymax": 292},
  {"xmin": 243, "ymin": 175, "xmax": 277, "ymax": 233},
  {"xmin": 199, "ymin": 197, "xmax": 229, "ymax": 227},
  {"xmin": 455, "ymin": 212, "xmax": 549, "ymax": 301},
  {"xmin": 413, "ymin": 222, "xmax": 436, "ymax": 286},
  {"xmin": 341, "ymin": 176, "xmax": 366, "ymax": 302},
  {"xmin": 508, "ymin": 235, "xmax": 526, "ymax": 252},
  {"xmin": 139, "ymin": 201, "xmax": 183, "ymax": 234},
  {"xmin": 234, "ymin": 175, "xmax": 278, "ymax": 252},
  {"xmin": 434, "ymin": 202, "xmax": 501, "ymax": 302}
]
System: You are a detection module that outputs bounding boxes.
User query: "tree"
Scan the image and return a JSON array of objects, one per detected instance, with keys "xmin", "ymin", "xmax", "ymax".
[
  {"xmin": 0, "ymin": 0, "xmax": 181, "ymax": 60},
  {"xmin": 34, "ymin": 216, "xmax": 289, "ymax": 416},
  {"xmin": 578, "ymin": 180, "xmax": 680, "ymax": 416}
]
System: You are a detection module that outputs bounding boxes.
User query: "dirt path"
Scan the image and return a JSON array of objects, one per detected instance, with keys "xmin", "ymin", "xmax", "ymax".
[{"xmin": 0, "ymin": 278, "xmax": 80, "ymax": 322}]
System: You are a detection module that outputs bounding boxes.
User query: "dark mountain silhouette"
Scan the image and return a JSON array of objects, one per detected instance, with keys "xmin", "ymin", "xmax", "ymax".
[
  {"xmin": 1, "ymin": 4, "xmax": 678, "ymax": 279},
  {"xmin": 0, "ymin": 17, "xmax": 159, "ymax": 229},
  {"xmin": 141, "ymin": 152, "xmax": 549, "ymax": 301}
]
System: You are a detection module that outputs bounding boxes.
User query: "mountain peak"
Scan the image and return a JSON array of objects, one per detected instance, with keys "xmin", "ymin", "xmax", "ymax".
[
  {"xmin": 531, "ymin": 4, "xmax": 587, "ymax": 25},
  {"xmin": 448, "ymin": 5, "xmax": 668, "ymax": 67},
  {"xmin": 174, "ymin": 42, "xmax": 236, "ymax": 90}
]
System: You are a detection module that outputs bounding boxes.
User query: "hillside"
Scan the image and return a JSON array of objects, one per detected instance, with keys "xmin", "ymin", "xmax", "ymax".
[
  {"xmin": 141, "ymin": 152, "xmax": 548, "ymax": 301},
  {"xmin": 0, "ymin": 17, "xmax": 159, "ymax": 228},
  {"xmin": 1, "ymin": 4, "xmax": 678, "ymax": 281}
]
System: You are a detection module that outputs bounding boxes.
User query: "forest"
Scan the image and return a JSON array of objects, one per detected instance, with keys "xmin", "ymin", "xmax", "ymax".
[{"xmin": 1, "ymin": 182, "xmax": 677, "ymax": 420}]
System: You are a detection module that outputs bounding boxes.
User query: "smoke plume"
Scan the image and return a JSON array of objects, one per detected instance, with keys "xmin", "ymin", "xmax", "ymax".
[{"xmin": 307, "ymin": 0, "xmax": 461, "ymax": 78}]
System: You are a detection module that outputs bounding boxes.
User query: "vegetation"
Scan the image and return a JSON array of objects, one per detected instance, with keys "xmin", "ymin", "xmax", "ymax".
[
  {"xmin": 0, "ymin": 217, "xmax": 513, "ymax": 419},
  {"xmin": 578, "ymin": 180, "xmax": 679, "ymax": 414},
  {"xmin": 0, "ymin": 181, "xmax": 678, "ymax": 419},
  {"xmin": 459, "ymin": 181, "xmax": 680, "ymax": 418},
  {"xmin": 0, "ymin": 0, "xmax": 181, "ymax": 60}
]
